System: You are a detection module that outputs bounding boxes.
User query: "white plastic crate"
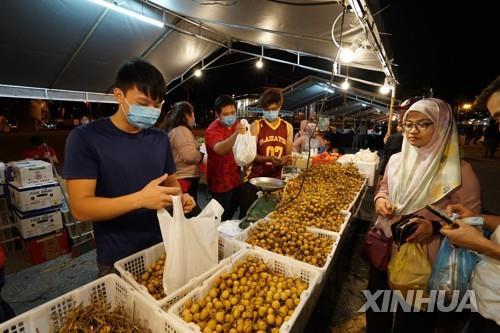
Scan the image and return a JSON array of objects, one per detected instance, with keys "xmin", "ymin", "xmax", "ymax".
[
  {"xmin": 0, "ymin": 274, "xmax": 174, "ymax": 333},
  {"xmin": 115, "ymin": 238, "xmax": 245, "ymax": 307},
  {"xmin": 346, "ymin": 178, "xmax": 367, "ymax": 213},
  {"xmin": 355, "ymin": 160, "xmax": 378, "ymax": 186},
  {"xmin": 169, "ymin": 248, "xmax": 321, "ymax": 333},
  {"xmin": 233, "ymin": 218, "xmax": 340, "ymax": 282}
]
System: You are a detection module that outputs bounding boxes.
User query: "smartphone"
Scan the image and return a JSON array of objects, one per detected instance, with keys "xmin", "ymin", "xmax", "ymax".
[{"xmin": 426, "ymin": 204, "xmax": 456, "ymax": 225}]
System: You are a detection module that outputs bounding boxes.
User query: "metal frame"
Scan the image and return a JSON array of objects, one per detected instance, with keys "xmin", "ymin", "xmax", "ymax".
[
  {"xmin": 0, "ymin": 84, "xmax": 116, "ymax": 103},
  {"xmin": 141, "ymin": 0, "xmax": 395, "ymax": 89}
]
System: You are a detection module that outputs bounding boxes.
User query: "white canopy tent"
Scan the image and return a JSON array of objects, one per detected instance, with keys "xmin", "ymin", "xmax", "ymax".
[{"xmin": 0, "ymin": 0, "xmax": 396, "ymax": 101}]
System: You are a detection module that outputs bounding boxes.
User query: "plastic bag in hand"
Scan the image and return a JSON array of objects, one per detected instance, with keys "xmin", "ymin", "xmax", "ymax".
[
  {"xmin": 157, "ymin": 196, "xmax": 223, "ymax": 294},
  {"xmin": 429, "ymin": 237, "xmax": 479, "ymax": 301},
  {"xmin": 233, "ymin": 119, "xmax": 256, "ymax": 166}
]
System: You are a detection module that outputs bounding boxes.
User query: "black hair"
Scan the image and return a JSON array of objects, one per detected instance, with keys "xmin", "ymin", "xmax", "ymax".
[
  {"xmin": 213, "ymin": 95, "xmax": 236, "ymax": 114},
  {"xmin": 476, "ymin": 76, "xmax": 500, "ymax": 110},
  {"xmin": 259, "ymin": 88, "xmax": 283, "ymax": 109},
  {"xmin": 30, "ymin": 135, "xmax": 44, "ymax": 147},
  {"xmin": 114, "ymin": 59, "xmax": 166, "ymax": 102},
  {"xmin": 161, "ymin": 102, "xmax": 194, "ymax": 132}
]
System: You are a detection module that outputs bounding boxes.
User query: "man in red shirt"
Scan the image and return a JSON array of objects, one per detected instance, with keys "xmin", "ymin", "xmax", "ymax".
[
  {"xmin": 205, "ymin": 95, "xmax": 246, "ymax": 221},
  {"xmin": 21, "ymin": 135, "xmax": 59, "ymax": 164}
]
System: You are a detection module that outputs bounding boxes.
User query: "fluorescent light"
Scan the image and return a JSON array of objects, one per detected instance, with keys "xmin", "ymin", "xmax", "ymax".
[
  {"xmin": 256, "ymin": 58, "xmax": 263, "ymax": 69},
  {"xmin": 194, "ymin": 69, "xmax": 202, "ymax": 77},
  {"xmin": 324, "ymin": 87, "xmax": 334, "ymax": 93},
  {"xmin": 349, "ymin": 0, "xmax": 365, "ymax": 19},
  {"xmin": 88, "ymin": 0, "xmax": 164, "ymax": 28},
  {"xmin": 341, "ymin": 79, "xmax": 350, "ymax": 91}
]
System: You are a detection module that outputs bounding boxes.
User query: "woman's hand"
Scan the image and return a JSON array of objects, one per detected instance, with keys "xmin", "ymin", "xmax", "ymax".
[
  {"xmin": 375, "ymin": 197, "xmax": 395, "ymax": 218},
  {"xmin": 181, "ymin": 193, "xmax": 196, "ymax": 213},
  {"xmin": 406, "ymin": 218, "xmax": 433, "ymax": 243},
  {"xmin": 445, "ymin": 204, "xmax": 475, "ymax": 218}
]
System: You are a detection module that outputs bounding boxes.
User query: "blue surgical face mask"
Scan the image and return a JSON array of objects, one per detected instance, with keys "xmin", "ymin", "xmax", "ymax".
[
  {"xmin": 220, "ymin": 115, "xmax": 237, "ymax": 127},
  {"xmin": 122, "ymin": 98, "xmax": 161, "ymax": 129},
  {"xmin": 263, "ymin": 110, "xmax": 279, "ymax": 122}
]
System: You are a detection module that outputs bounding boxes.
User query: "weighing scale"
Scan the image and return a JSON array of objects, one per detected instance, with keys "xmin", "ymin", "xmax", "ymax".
[{"xmin": 239, "ymin": 177, "xmax": 285, "ymax": 229}]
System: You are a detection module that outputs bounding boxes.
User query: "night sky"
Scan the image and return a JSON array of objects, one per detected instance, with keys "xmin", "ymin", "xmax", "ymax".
[
  {"xmin": 168, "ymin": 1, "xmax": 500, "ymax": 108},
  {"xmin": 377, "ymin": 0, "xmax": 500, "ymax": 104}
]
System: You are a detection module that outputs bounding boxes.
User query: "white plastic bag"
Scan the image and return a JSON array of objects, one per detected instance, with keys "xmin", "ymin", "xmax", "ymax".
[
  {"xmin": 157, "ymin": 196, "xmax": 223, "ymax": 294},
  {"xmin": 233, "ymin": 119, "xmax": 256, "ymax": 166}
]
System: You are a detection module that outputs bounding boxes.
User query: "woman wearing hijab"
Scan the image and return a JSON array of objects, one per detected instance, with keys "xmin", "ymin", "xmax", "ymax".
[
  {"xmin": 366, "ymin": 99, "xmax": 481, "ymax": 333},
  {"xmin": 294, "ymin": 120, "xmax": 308, "ymax": 141}
]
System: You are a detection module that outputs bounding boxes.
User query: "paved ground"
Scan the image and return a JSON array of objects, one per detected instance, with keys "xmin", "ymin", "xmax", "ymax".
[{"xmin": 1, "ymin": 140, "xmax": 498, "ymax": 332}]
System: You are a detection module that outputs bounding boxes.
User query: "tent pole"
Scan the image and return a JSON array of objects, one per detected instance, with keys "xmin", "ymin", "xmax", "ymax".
[{"xmin": 387, "ymin": 86, "xmax": 396, "ymax": 136}]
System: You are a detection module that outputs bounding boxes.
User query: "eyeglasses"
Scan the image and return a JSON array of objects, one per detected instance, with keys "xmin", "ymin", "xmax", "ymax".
[{"xmin": 402, "ymin": 122, "xmax": 434, "ymax": 132}]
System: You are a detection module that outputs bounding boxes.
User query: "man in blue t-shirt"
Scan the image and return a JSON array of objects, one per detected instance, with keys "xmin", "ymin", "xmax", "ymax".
[{"xmin": 63, "ymin": 59, "xmax": 195, "ymax": 275}]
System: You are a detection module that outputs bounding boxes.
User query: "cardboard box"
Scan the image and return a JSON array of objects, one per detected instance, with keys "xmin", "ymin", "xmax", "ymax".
[
  {"xmin": 12, "ymin": 207, "xmax": 63, "ymax": 239},
  {"xmin": 8, "ymin": 181, "xmax": 62, "ymax": 212},
  {"xmin": 23, "ymin": 230, "xmax": 69, "ymax": 264},
  {"xmin": 11, "ymin": 160, "xmax": 54, "ymax": 187}
]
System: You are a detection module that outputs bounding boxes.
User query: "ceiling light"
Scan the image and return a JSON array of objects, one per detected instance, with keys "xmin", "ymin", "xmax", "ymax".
[
  {"xmin": 88, "ymin": 0, "xmax": 164, "ymax": 28},
  {"xmin": 341, "ymin": 79, "xmax": 350, "ymax": 91},
  {"xmin": 194, "ymin": 69, "xmax": 202, "ymax": 77},
  {"xmin": 340, "ymin": 37, "xmax": 363, "ymax": 63},
  {"xmin": 379, "ymin": 78, "xmax": 392, "ymax": 95}
]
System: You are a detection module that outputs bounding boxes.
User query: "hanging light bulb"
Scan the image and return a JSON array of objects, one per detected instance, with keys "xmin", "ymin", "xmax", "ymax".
[
  {"xmin": 341, "ymin": 79, "xmax": 350, "ymax": 91},
  {"xmin": 340, "ymin": 48, "xmax": 355, "ymax": 63},
  {"xmin": 379, "ymin": 78, "xmax": 392, "ymax": 95},
  {"xmin": 340, "ymin": 37, "xmax": 363, "ymax": 63},
  {"xmin": 256, "ymin": 58, "xmax": 263, "ymax": 69},
  {"xmin": 194, "ymin": 69, "xmax": 202, "ymax": 77}
]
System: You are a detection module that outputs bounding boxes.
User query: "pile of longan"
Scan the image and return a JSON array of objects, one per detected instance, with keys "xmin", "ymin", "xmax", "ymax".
[{"xmin": 181, "ymin": 255, "xmax": 308, "ymax": 333}]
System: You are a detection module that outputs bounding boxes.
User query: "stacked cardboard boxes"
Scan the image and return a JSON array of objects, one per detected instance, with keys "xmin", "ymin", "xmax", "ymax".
[{"xmin": 7, "ymin": 160, "xmax": 68, "ymax": 263}]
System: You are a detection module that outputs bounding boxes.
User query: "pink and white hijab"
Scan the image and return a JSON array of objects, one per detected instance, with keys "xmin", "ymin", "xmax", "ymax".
[{"xmin": 388, "ymin": 98, "xmax": 462, "ymax": 215}]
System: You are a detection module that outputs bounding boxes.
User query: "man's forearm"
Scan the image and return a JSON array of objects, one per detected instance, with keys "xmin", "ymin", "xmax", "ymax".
[
  {"xmin": 213, "ymin": 133, "xmax": 237, "ymax": 155},
  {"xmin": 478, "ymin": 237, "xmax": 500, "ymax": 260},
  {"xmin": 483, "ymin": 214, "xmax": 500, "ymax": 231},
  {"xmin": 254, "ymin": 154, "xmax": 271, "ymax": 163},
  {"xmin": 70, "ymin": 193, "xmax": 141, "ymax": 222}
]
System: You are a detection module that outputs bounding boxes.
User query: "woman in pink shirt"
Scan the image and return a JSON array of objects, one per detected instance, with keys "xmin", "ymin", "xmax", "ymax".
[
  {"xmin": 366, "ymin": 98, "xmax": 481, "ymax": 333},
  {"xmin": 161, "ymin": 102, "xmax": 203, "ymax": 201}
]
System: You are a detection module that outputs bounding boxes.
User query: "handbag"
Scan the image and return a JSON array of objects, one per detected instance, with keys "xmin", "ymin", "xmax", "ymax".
[{"xmin": 361, "ymin": 225, "xmax": 393, "ymax": 271}]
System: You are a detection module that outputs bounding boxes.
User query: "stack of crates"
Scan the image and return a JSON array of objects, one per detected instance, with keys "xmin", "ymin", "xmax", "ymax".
[{"xmin": 7, "ymin": 160, "xmax": 69, "ymax": 264}]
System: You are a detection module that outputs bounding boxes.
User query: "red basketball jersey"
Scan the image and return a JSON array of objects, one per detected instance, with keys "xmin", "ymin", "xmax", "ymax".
[{"xmin": 248, "ymin": 118, "xmax": 289, "ymax": 179}]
